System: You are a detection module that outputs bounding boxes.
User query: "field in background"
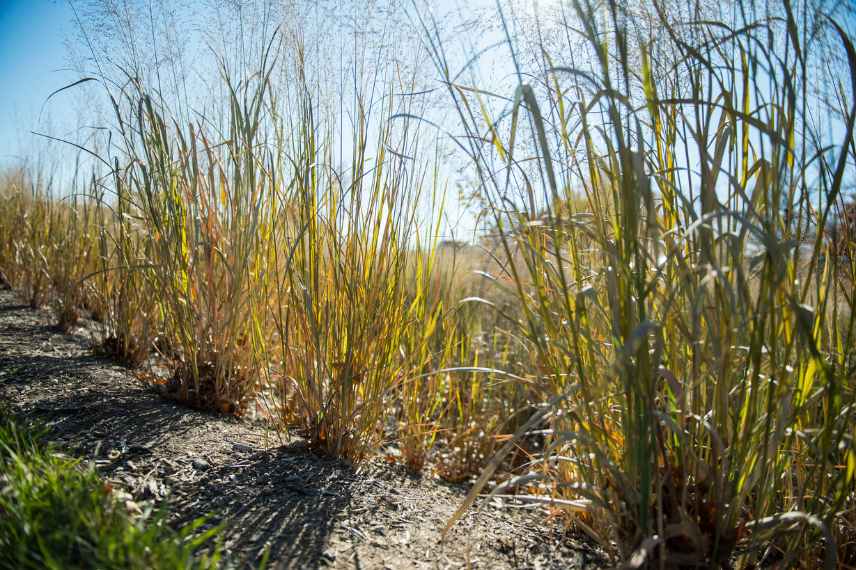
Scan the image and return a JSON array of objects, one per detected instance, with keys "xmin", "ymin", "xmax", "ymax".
[{"xmin": 1, "ymin": 0, "xmax": 855, "ymax": 567}]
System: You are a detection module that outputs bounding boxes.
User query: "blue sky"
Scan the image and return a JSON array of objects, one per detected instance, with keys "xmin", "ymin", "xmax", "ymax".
[{"xmin": 0, "ymin": 0, "xmax": 77, "ymax": 166}]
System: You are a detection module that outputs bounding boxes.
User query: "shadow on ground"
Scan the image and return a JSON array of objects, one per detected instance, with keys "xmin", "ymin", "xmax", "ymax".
[
  {"xmin": 0, "ymin": 329, "xmax": 351, "ymax": 569},
  {"xmin": 178, "ymin": 446, "xmax": 355, "ymax": 569},
  {"xmin": 0, "ymin": 353, "xmax": 109, "ymax": 385}
]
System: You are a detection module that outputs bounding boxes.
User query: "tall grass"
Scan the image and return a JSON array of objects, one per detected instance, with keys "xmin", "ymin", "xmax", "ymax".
[
  {"xmin": 1, "ymin": 1, "xmax": 854, "ymax": 566},
  {"xmin": 422, "ymin": 0, "xmax": 856, "ymax": 566},
  {"xmin": 49, "ymin": 172, "xmax": 104, "ymax": 331},
  {"xmin": 101, "ymin": 47, "xmax": 281, "ymax": 412},
  {"xmin": 0, "ymin": 168, "xmax": 101, "ymax": 327},
  {"xmin": 94, "ymin": 166, "xmax": 160, "ymax": 367},
  {"xmin": 260, "ymin": 55, "xmax": 452, "ymax": 460},
  {"xmin": 0, "ymin": 169, "xmax": 55, "ymax": 309}
]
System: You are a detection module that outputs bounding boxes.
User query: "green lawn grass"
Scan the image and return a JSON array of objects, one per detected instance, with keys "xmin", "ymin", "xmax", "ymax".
[{"xmin": 0, "ymin": 409, "xmax": 223, "ymax": 570}]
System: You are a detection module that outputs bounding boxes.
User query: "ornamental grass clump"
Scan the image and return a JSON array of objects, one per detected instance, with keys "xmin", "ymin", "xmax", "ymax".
[
  {"xmin": 0, "ymin": 168, "xmax": 101, "ymax": 326},
  {"xmin": 268, "ymin": 76, "xmax": 450, "ymax": 461},
  {"xmin": 106, "ymin": 52, "xmax": 279, "ymax": 414},
  {"xmin": 48, "ymin": 178, "xmax": 103, "ymax": 332},
  {"xmin": 93, "ymin": 169, "xmax": 160, "ymax": 368},
  {"xmin": 425, "ymin": 0, "xmax": 856, "ymax": 566},
  {"xmin": 0, "ymin": 170, "xmax": 54, "ymax": 308}
]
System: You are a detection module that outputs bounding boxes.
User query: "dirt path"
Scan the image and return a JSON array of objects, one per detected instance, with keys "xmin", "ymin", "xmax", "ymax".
[{"xmin": 0, "ymin": 290, "xmax": 598, "ymax": 569}]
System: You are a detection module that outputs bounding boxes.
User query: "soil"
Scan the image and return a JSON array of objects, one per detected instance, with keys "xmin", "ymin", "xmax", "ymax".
[{"xmin": 0, "ymin": 290, "xmax": 601, "ymax": 569}]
